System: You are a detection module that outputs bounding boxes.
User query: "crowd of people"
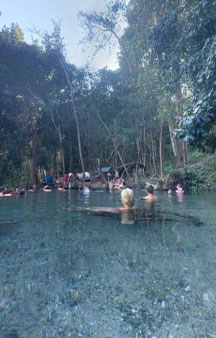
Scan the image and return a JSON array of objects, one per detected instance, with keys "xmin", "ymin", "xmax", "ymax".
[
  {"xmin": 42, "ymin": 171, "xmax": 128, "ymax": 193},
  {"xmin": 0, "ymin": 187, "xmax": 27, "ymax": 197},
  {"xmin": 168, "ymin": 184, "xmax": 184, "ymax": 196},
  {"xmin": 66, "ymin": 183, "xmax": 182, "ymax": 224},
  {"xmin": 106, "ymin": 178, "xmax": 126, "ymax": 192},
  {"xmin": 0, "ymin": 167, "xmax": 184, "ymax": 202}
]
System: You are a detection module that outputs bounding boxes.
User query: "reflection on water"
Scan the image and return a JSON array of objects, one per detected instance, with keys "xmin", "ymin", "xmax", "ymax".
[{"xmin": 0, "ymin": 190, "xmax": 216, "ymax": 337}]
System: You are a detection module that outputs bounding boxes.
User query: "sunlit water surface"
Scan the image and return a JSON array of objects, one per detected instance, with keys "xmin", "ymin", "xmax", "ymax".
[{"xmin": 0, "ymin": 190, "xmax": 216, "ymax": 337}]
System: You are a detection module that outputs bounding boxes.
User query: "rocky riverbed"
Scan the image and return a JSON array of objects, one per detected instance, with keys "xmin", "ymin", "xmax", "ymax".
[{"xmin": 0, "ymin": 191, "xmax": 216, "ymax": 337}]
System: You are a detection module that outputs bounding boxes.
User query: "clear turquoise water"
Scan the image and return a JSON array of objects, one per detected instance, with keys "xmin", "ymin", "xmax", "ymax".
[{"xmin": 0, "ymin": 190, "xmax": 216, "ymax": 337}]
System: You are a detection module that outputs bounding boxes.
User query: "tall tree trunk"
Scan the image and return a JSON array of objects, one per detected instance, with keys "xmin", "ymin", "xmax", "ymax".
[
  {"xmin": 60, "ymin": 58, "xmax": 85, "ymax": 181},
  {"xmin": 32, "ymin": 128, "xmax": 39, "ymax": 188},
  {"xmin": 136, "ymin": 109, "xmax": 145, "ymax": 181},
  {"xmin": 183, "ymin": 141, "xmax": 187, "ymax": 166},
  {"xmin": 174, "ymin": 85, "xmax": 187, "ymax": 165},
  {"xmin": 113, "ymin": 119, "xmax": 118, "ymax": 170},
  {"xmin": 26, "ymin": 158, "xmax": 31, "ymax": 189},
  {"xmin": 142, "ymin": 126, "xmax": 146, "ymax": 176},
  {"xmin": 168, "ymin": 119, "xmax": 181, "ymax": 166},
  {"xmin": 151, "ymin": 133, "xmax": 157, "ymax": 174},
  {"xmin": 135, "ymin": 136, "xmax": 141, "ymax": 185},
  {"xmin": 51, "ymin": 108, "xmax": 65, "ymax": 174},
  {"xmin": 53, "ymin": 147, "xmax": 57, "ymax": 177},
  {"xmin": 159, "ymin": 120, "xmax": 164, "ymax": 177},
  {"xmin": 58, "ymin": 126, "xmax": 65, "ymax": 175},
  {"xmin": 97, "ymin": 158, "xmax": 101, "ymax": 176},
  {"xmin": 69, "ymin": 133, "xmax": 73, "ymax": 172}
]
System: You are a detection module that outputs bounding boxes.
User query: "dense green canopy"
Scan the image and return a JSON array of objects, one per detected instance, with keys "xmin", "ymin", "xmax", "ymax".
[{"xmin": 0, "ymin": 1, "xmax": 215, "ymax": 187}]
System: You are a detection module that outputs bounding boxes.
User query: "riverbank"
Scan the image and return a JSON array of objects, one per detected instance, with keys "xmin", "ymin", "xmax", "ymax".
[
  {"xmin": 163, "ymin": 151, "xmax": 216, "ymax": 192},
  {"xmin": 1, "ymin": 151, "xmax": 215, "ymax": 193},
  {"xmin": 134, "ymin": 151, "xmax": 216, "ymax": 192}
]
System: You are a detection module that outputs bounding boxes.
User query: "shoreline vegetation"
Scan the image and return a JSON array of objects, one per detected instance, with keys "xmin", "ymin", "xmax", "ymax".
[
  {"xmin": 0, "ymin": 1, "xmax": 215, "ymax": 195},
  {"xmin": 1, "ymin": 151, "xmax": 215, "ymax": 194}
]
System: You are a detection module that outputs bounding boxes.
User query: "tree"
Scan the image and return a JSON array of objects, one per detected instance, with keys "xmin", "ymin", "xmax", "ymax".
[
  {"xmin": 149, "ymin": 0, "xmax": 216, "ymax": 151},
  {"xmin": 0, "ymin": 24, "xmax": 48, "ymax": 186},
  {"xmin": 118, "ymin": 0, "xmax": 183, "ymax": 169},
  {"xmin": 42, "ymin": 22, "xmax": 86, "ymax": 179},
  {"xmin": 178, "ymin": 0, "xmax": 216, "ymax": 150}
]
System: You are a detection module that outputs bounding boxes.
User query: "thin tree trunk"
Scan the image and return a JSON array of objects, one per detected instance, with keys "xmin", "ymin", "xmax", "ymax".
[
  {"xmin": 183, "ymin": 141, "xmax": 187, "ymax": 166},
  {"xmin": 159, "ymin": 120, "xmax": 164, "ymax": 177},
  {"xmin": 69, "ymin": 133, "xmax": 73, "ymax": 172},
  {"xmin": 94, "ymin": 106, "xmax": 130, "ymax": 179},
  {"xmin": 135, "ymin": 136, "xmax": 141, "ymax": 185},
  {"xmin": 174, "ymin": 85, "xmax": 188, "ymax": 165},
  {"xmin": 32, "ymin": 128, "xmax": 39, "ymax": 188},
  {"xmin": 51, "ymin": 108, "xmax": 65, "ymax": 174},
  {"xmin": 58, "ymin": 126, "xmax": 65, "ymax": 174},
  {"xmin": 113, "ymin": 119, "xmax": 118, "ymax": 169},
  {"xmin": 26, "ymin": 158, "xmax": 31, "ymax": 189},
  {"xmin": 136, "ymin": 109, "xmax": 145, "ymax": 182},
  {"xmin": 142, "ymin": 126, "xmax": 146, "ymax": 176},
  {"xmin": 60, "ymin": 57, "xmax": 85, "ymax": 181},
  {"xmin": 97, "ymin": 158, "xmax": 101, "ymax": 176},
  {"xmin": 151, "ymin": 133, "xmax": 157, "ymax": 174},
  {"xmin": 168, "ymin": 119, "xmax": 181, "ymax": 166},
  {"xmin": 53, "ymin": 147, "xmax": 57, "ymax": 177}
]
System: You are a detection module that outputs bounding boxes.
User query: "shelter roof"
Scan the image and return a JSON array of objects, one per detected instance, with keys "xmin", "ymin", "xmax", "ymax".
[{"xmin": 101, "ymin": 166, "xmax": 112, "ymax": 173}]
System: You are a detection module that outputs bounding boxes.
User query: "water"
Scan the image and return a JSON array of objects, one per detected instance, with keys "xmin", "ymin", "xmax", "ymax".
[{"xmin": 0, "ymin": 190, "xmax": 216, "ymax": 337}]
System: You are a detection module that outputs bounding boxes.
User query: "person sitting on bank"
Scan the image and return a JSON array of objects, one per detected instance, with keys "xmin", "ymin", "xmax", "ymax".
[
  {"xmin": 106, "ymin": 172, "xmax": 112, "ymax": 181},
  {"xmin": 176, "ymin": 184, "xmax": 184, "ymax": 195},
  {"xmin": 68, "ymin": 173, "xmax": 74, "ymax": 189},
  {"xmin": 114, "ymin": 178, "xmax": 126, "ymax": 190},
  {"xmin": 108, "ymin": 181, "xmax": 114, "ymax": 192},
  {"xmin": 142, "ymin": 185, "xmax": 158, "ymax": 201}
]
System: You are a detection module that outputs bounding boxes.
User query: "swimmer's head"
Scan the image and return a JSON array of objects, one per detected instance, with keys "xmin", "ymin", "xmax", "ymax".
[
  {"xmin": 121, "ymin": 188, "xmax": 135, "ymax": 208},
  {"xmin": 146, "ymin": 185, "xmax": 154, "ymax": 194}
]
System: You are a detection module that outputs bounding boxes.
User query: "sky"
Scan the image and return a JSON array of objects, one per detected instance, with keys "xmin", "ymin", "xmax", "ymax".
[{"xmin": 0, "ymin": 0, "xmax": 119, "ymax": 71}]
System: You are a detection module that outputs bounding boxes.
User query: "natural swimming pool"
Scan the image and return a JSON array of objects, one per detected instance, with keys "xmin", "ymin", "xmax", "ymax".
[{"xmin": 0, "ymin": 190, "xmax": 216, "ymax": 337}]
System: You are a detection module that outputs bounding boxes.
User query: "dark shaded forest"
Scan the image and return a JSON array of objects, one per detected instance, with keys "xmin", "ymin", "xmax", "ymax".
[{"xmin": 0, "ymin": 0, "xmax": 216, "ymax": 188}]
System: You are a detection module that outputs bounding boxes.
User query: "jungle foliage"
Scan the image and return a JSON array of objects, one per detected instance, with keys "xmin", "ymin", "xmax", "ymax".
[{"xmin": 0, "ymin": 0, "xmax": 215, "ymax": 188}]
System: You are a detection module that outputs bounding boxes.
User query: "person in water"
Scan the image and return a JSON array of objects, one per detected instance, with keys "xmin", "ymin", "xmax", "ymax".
[
  {"xmin": 68, "ymin": 188, "xmax": 136, "ymax": 224},
  {"xmin": 80, "ymin": 184, "xmax": 90, "ymax": 195},
  {"xmin": 176, "ymin": 184, "xmax": 184, "ymax": 195},
  {"xmin": 86, "ymin": 188, "xmax": 135, "ymax": 211},
  {"xmin": 143, "ymin": 185, "xmax": 158, "ymax": 201},
  {"xmin": 117, "ymin": 188, "xmax": 135, "ymax": 210},
  {"xmin": 43, "ymin": 185, "xmax": 52, "ymax": 192},
  {"xmin": 28, "ymin": 186, "xmax": 35, "ymax": 192},
  {"xmin": 2, "ymin": 187, "xmax": 13, "ymax": 196},
  {"xmin": 67, "ymin": 188, "xmax": 135, "ymax": 213}
]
